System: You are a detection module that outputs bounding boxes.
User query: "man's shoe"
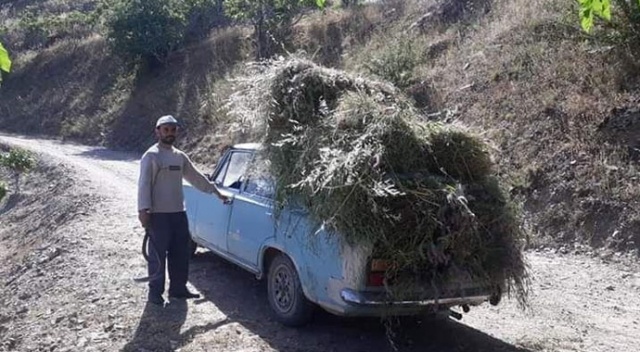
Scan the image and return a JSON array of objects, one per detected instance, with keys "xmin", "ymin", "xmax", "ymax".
[
  {"xmin": 168, "ymin": 290, "xmax": 201, "ymax": 300},
  {"xmin": 148, "ymin": 295, "xmax": 165, "ymax": 306}
]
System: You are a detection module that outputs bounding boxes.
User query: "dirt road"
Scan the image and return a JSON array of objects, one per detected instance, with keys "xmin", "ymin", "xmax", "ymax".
[{"xmin": 1, "ymin": 133, "xmax": 639, "ymax": 352}]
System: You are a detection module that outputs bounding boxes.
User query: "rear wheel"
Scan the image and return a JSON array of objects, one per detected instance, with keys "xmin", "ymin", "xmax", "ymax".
[{"xmin": 267, "ymin": 253, "xmax": 314, "ymax": 326}]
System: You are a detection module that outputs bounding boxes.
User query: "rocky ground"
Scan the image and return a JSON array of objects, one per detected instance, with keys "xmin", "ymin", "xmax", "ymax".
[{"xmin": 1, "ymin": 133, "xmax": 639, "ymax": 352}]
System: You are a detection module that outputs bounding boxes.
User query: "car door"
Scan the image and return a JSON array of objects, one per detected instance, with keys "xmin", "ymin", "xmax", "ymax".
[
  {"xmin": 226, "ymin": 155, "xmax": 276, "ymax": 267},
  {"xmin": 194, "ymin": 150, "xmax": 251, "ymax": 253}
]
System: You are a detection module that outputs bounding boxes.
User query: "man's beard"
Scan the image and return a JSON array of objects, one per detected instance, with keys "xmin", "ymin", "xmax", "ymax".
[{"xmin": 161, "ymin": 136, "xmax": 176, "ymax": 145}]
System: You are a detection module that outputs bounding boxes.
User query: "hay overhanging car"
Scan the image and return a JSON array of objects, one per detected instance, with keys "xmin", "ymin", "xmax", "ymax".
[{"xmin": 183, "ymin": 143, "xmax": 504, "ymax": 327}]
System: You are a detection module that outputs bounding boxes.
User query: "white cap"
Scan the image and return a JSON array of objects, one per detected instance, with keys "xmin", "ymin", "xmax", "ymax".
[{"xmin": 155, "ymin": 115, "xmax": 180, "ymax": 128}]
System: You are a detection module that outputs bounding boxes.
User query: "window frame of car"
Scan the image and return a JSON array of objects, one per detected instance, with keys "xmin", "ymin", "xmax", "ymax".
[{"xmin": 212, "ymin": 149, "xmax": 253, "ymax": 191}]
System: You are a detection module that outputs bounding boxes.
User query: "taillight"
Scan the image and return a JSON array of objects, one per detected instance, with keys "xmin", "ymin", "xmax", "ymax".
[
  {"xmin": 367, "ymin": 272, "xmax": 385, "ymax": 287},
  {"xmin": 367, "ymin": 259, "xmax": 392, "ymax": 287}
]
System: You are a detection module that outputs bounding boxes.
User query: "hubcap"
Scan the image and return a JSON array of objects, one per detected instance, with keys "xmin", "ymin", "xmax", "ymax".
[{"xmin": 273, "ymin": 264, "xmax": 294, "ymax": 312}]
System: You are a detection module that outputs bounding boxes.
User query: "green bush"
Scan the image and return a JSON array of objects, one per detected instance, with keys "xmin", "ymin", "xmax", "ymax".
[
  {"xmin": 1, "ymin": 148, "xmax": 35, "ymax": 194},
  {"xmin": 17, "ymin": 9, "xmax": 97, "ymax": 49},
  {"xmin": 364, "ymin": 36, "xmax": 423, "ymax": 89},
  {"xmin": 107, "ymin": 0, "xmax": 189, "ymax": 65},
  {"xmin": 579, "ymin": 0, "xmax": 640, "ymax": 60},
  {"xmin": 225, "ymin": 0, "xmax": 324, "ymax": 59},
  {"xmin": 184, "ymin": 0, "xmax": 228, "ymax": 40},
  {"xmin": 1, "ymin": 148, "xmax": 35, "ymax": 173}
]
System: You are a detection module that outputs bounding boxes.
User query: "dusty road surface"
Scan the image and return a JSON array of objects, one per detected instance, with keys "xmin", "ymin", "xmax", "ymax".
[{"xmin": 1, "ymin": 133, "xmax": 639, "ymax": 352}]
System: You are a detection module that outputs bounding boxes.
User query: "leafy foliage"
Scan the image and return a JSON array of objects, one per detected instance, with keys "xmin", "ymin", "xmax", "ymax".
[
  {"xmin": 107, "ymin": 0, "xmax": 189, "ymax": 64},
  {"xmin": 0, "ymin": 41, "xmax": 10, "ymax": 85},
  {"xmin": 578, "ymin": 0, "xmax": 640, "ymax": 61},
  {"xmin": 578, "ymin": 0, "xmax": 640, "ymax": 32},
  {"xmin": 0, "ymin": 181, "xmax": 6, "ymax": 202},
  {"xmin": 578, "ymin": 0, "xmax": 613, "ymax": 32},
  {"xmin": 364, "ymin": 36, "xmax": 422, "ymax": 89},
  {"xmin": 184, "ymin": 0, "xmax": 228, "ymax": 40},
  {"xmin": 224, "ymin": 0, "xmax": 325, "ymax": 58},
  {"xmin": 1, "ymin": 148, "xmax": 35, "ymax": 174},
  {"xmin": 16, "ymin": 8, "xmax": 101, "ymax": 49},
  {"xmin": 225, "ymin": 0, "xmax": 324, "ymax": 21},
  {"xmin": 0, "ymin": 42, "xmax": 10, "ymax": 73},
  {"xmin": 1, "ymin": 147, "xmax": 35, "ymax": 195}
]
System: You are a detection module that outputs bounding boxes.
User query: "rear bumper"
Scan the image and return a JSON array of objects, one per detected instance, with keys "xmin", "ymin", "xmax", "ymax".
[
  {"xmin": 320, "ymin": 277, "xmax": 502, "ymax": 317},
  {"xmin": 340, "ymin": 288, "xmax": 492, "ymax": 308}
]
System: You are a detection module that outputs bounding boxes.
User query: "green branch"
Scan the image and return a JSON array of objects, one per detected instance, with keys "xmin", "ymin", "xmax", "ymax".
[{"xmin": 0, "ymin": 41, "xmax": 12, "ymax": 85}]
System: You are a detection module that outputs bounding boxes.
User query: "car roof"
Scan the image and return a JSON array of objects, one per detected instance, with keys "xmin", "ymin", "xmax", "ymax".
[{"xmin": 232, "ymin": 143, "xmax": 262, "ymax": 151}]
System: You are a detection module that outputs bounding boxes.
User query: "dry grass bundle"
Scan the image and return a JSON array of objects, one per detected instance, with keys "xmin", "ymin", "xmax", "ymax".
[{"xmin": 228, "ymin": 58, "xmax": 528, "ymax": 304}]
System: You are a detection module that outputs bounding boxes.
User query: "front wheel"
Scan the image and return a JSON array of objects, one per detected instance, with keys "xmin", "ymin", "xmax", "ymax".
[{"xmin": 267, "ymin": 254, "xmax": 314, "ymax": 327}]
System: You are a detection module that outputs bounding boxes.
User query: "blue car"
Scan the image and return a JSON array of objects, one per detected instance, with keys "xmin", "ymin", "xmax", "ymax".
[{"xmin": 184, "ymin": 143, "xmax": 502, "ymax": 326}]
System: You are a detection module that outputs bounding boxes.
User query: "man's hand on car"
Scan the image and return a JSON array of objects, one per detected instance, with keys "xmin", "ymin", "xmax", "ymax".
[{"xmin": 219, "ymin": 194, "xmax": 231, "ymax": 204}]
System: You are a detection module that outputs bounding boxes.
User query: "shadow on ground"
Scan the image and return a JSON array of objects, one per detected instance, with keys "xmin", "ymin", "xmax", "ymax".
[
  {"xmin": 121, "ymin": 300, "xmax": 230, "ymax": 352},
  {"xmin": 0, "ymin": 193, "xmax": 21, "ymax": 216},
  {"xmin": 179, "ymin": 251, "xmax": 533, "ymax": 352}
]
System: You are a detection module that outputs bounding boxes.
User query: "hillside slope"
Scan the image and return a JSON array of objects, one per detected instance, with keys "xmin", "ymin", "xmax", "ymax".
[{"xmin": 1, "ymin": 0, "xmax": 639, "ymax": 257}]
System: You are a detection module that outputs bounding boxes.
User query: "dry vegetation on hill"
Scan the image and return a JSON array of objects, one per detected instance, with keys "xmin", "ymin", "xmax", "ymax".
[{"xmin": 1, "ymin": 0, "xmax": 640, "ymax": 257}]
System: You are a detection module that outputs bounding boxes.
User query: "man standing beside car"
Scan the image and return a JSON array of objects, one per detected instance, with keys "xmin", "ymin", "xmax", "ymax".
[{"xmin": 137, "ymin": 115, "xmax": 229, "ymax": 306}]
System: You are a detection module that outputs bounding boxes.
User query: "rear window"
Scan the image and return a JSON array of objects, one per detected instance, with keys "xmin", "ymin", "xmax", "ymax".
[{"xmin": 244, "ymin": 155, "xmax": 275, "ymax": 199}]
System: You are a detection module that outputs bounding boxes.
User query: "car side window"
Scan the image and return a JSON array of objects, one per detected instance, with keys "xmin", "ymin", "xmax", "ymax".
[
  {"xmin": 214, "ymin": 151, "xmax": 252, "ymax": 189},
  {"xmin": 245, "ymin": 176, "xmax": 275, "ymax": 199}
]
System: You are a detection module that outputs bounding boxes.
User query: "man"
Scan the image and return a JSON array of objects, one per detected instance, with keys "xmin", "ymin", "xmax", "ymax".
[{"xmin": 137, "ymin": 115, "xmax": 229, "ymax": 306}]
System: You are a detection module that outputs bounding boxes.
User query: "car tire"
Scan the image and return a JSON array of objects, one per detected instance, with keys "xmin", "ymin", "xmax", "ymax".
[{"xmin": 267, "ymin": 253, "xmax": 314, "ymax": 327}]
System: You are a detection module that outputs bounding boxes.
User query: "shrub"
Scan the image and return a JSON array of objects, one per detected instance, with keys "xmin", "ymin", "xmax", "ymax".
[
  {"xmin": 0, "ymin": 181, "xmax": 6, "ymax": 202},
  {"xmin": 364, "ymin": 36, "xmax": 423, "ymax": 89},
  {"xmin": 16, "ymin": 9, "xmax": 97, "ymax": 49},
  {"xmin": 184, "ymin": 0, "xmax": 228, "ymax": 41},
  {"xmin": 107, "ymin": 0, "xmax": 189, "ymax": 65},
  {"xmin": 1, "ymin": 148, "xmax": 35, "ymax": 194},
  {"xmin": 225, "ymin": 0, "xmax": 324, "ymax": 59},
  {"xmin": 579, "ymin": 0, "xmax": 640, "ymax": 61},
  {"xmin": 1, "ymin": 148, "xmax": 35, "ymax": 174}
]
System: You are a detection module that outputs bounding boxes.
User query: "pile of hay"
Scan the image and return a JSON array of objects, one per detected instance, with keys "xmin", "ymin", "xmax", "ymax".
[{"xmin": 228, "ymin": 58, "xmax": 528, "ymax": 304}]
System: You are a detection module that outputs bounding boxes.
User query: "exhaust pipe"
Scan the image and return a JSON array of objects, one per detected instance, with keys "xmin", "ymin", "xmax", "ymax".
[{"xmin": 449, "ymin": 310, "xmax": 463, "ymax": 320}]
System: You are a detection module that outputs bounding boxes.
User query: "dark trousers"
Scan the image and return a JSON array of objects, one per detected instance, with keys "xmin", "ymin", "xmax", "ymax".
[{"xmin": 148, "ymin": 212, "xmax": 190, "ymax": 297}]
